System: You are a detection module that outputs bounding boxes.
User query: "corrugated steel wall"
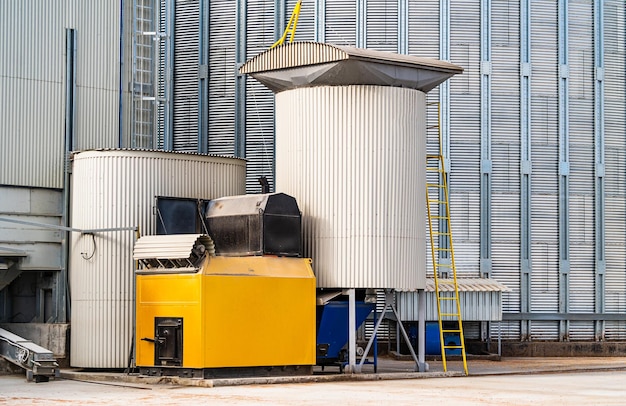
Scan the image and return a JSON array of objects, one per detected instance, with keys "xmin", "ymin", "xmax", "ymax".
[
  {"xmin": 244, "ymin": 0, "xmax": 276, "ymax": 192},
  {"xmin": 69, "ymin": 150, "xmax": 245, "ymax": 368},
  {"xmin": 201, "ymin": 0, "xmax": 626, "ymax": 342},
  {"xmin": 208, "ymin": 0, "xmax": 237, "ymax": 155},
  {"xmin": 172, "ymin": 0, "xmax": 200, "ymax": 151},
  {"xmin": 0, "ymin": 0, "xmax": 121, "ymax": 189},
  {"xmin": 275, "ymin": 86, "xmax": 426, "ymax": 290},
  {"xmin": 603, "ymin": 0, "xmax": 626, "ymax": 340}
]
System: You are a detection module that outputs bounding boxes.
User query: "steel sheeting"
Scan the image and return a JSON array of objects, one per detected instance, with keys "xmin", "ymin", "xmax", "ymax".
[
  {"xmin": 408, "ymin": 0, "xmax": 439, "ymax": 58},
  {"xmin": 366, "ymin": 0, "xmax": 398, "ymax": 53},
  {"xmin": 0, "ymin": 0, "xmax": 120, "ymax": 189},
  {"xmin": 208, "ymin": 0, "xmax": 236, "ymax": 155},
  {"xmin": 69, "ymin": 149, "xmax": 245, "ymax": 368},
  {"xmin": 325, "ymin": 0, "xmax": 356, "ymax": 46},
  {"xmin": 275, "ymin": 85, "xmax": 426, "ymax": 290},
  {"xmin": 173, "ymin": 0, "xmax": 200, "ymax": 152}
]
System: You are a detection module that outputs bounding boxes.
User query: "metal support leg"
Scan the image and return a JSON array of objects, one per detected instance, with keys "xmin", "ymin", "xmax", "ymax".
[
  {"xmin": 346, "ymin": 288, "xmax": 356, "ymax": 374},
  {"xmin": 418, "ymin": 289, "xmax": 428, "ymax": 372}
]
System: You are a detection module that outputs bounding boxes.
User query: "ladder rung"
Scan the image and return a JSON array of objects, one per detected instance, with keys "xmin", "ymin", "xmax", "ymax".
[
  {"xmin": 443, "ymin": 345, "xmax": 464, "ymax": 349},
  {"xmin": 442, "ymin": 329, "xmax": 462, "ymax": 333}
]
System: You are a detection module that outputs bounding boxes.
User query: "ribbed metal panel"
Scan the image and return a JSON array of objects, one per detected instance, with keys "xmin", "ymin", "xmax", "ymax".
[
  {"xmin": 287, "ymin": 0, "xmax": 315, "ymax": 42},
  {"xmin": 397, "ymin": 290, "xmax": 503, "ymax": 322},
  {"xmin": 245, "ymin": 0, "xmax": 275, "ymax": 192},
  {"xmin": 173, "ymin": 0, "xmax": 199, "ymax": 152},
  {"xmin": 275, "ymin": 86, "xmax": 426, "ymax": 290},
  {"xmin": 0, "ymin": 0, "xmax": 120, "ymax": 189},
  {"xmin": 325, "ymin": 0, "xmax": 356, "ymax": 46},
  {"xmin": 527, "ymin": 2, "xmax": 559, "ymax": 334},
  {"xmin": 398, "ymin": 278, "xmax": 509, "ymax": 321},
  {"xmin": 69, "ymin": 149, "xmax": 245, "ymax": 368},
  {"xmin": 567, "ymin": 1, "xmax": 596, "ymax": 323},
  {"xmin": 604, "ymin": 0, "xmax": 626, "ymax": 339},
  {"xmin": 72, "ymin": 1, "xmax": 120, "ymax": 150},
  {"xmin": 530, "ymin": 321, "xmax": 559, "ymax": 340},
  {"xmin": 208, "ymin": 0, "xmax": 236, "ymax": 155},
  {"xmin": 366, "ymin": 0, "xmax": 398, "ymax": 52},
  {"xmin": 449, "ymin": 1, "xmax": 481, "ymax": 282},
  {"xmin": 408, "ymin": 0, "xmax": 439, "ymax": 58}
]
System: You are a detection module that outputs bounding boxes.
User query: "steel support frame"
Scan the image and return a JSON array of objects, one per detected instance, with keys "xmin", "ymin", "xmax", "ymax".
[
  {"xmin": 593, "ymin": 0, "xmax": 606, "ymax": 341},
  {"xmin": 479, "ymin": 0, "xmax": 492, "ymax": 280},
  {"xmin": 557, "ymin": 0, "xmax": 570, "ymax": 341},
  {"xmin": 520, "ymin": 0, "xmax": 532, "ymax": 341},
  {"xmin": 234, "ymin": 0, "xmax": 247, "ymax": 159}
]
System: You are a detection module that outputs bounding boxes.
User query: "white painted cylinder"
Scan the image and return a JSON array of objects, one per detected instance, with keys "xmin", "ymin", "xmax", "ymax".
[
  {"xmin": 69, "ymin": 149, "xmax": 245, "ymax": 368},
  {"xmin": 275, "ymin": 85, "xmax": 426, "ymax": 290}
]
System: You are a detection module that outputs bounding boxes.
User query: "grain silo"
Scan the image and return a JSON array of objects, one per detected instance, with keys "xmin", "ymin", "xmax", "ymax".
[
  {"xmin": 69, "ymin": 149, "xmax": 245, "ymax": 368},
  {"xmin": 240, "ymin": 42, "xmax": 462, "ymax": 372}
]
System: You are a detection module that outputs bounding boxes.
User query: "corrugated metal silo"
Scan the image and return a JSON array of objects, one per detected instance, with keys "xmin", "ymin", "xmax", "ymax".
[
  {"xmin": 240, "ymin": 42, "xmax": 463, "ymax": 290},
  {"xmin": 69, "ymin": 149, "xmax": 245, "ymax": 368}
]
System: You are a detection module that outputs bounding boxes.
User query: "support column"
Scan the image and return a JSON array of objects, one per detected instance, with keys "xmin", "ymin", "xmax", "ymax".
[
  {"xmin": 593, "ymin": 0, "xmax": 606, "ymax": 341},
  {"xmin": 439, "ymin": 0, "xmax": 451, "ymax": 275},
  {"xmin": 356, "ymin": 0, "xmax": 366, "ymax": 48},
  {"xmin": 234, "ymin": 0, "xmax": 247, "ymax": 158},
  {"xmin": 417, "ymin": 289, "xmax": 427, "ymax": 372},
  {"xmin": 557, "ymin": 0, "xmax": 570, "ymax": 341},
  {"xmin": 315, "ymin": 0, "xmax": 326, "ymax": 43},
  {"xmin": 520, "ymin": 0, "xmax": 533, "ymax": 341},
  {"xmin": 480, "ymin": 0, "xmax": 492, "ymax": 280},
  {"xmin": 197, "ymin": 0, "xmax": 209, "ymax": 153},
  {"xmin": 398, "ymin": 0, "xmax": 408, "ymax": 55},
  {"xmin": 346, "ymin": 288, "xmax": 357, "ymax": 374},
  {"xmin": 162, "ymin": 0, "xmax": 174, "ymax": 151}
]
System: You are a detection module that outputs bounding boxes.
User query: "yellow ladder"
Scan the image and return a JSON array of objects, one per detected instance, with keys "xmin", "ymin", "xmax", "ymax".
[{"xmin": 425, "ymin": 102, "xmax": 468, "ymax": 375}]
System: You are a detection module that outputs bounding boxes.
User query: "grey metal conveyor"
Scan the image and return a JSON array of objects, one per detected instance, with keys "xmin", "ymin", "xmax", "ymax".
[{"xmin": 0, "ymin": 327, "xmax": 59, "ymax": 382}]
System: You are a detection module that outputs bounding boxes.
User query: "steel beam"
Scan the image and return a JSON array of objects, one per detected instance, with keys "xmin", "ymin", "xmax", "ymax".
[
  {"xmin": 557, "ymin": 0, "xmax": 570, "ymax": 341},
  {"xmin": 520, "ymin": 0, "xmax": 532, "ymax": 341},
  {"xmin": 504, "ymin": 313, "xmax": 626, "ymax": 322},
  {"xmin": 163, "ymin": 0, "xmax": 175, "ymax": 151},
  {"xmin": 398, "ymin": 0, "xmax": 408, "ymax": 55},
  {"xmin": 593, "ymin": 0, "xmax": 606, "ymax": 341},
  {"xmin": 314, "ymin": 0, "xmax": 325, "ymax": 42},
  {"xmin": 357, "ymin": 0, "xmax": 366, "ymax": 48},
  {"xmin": 234, "ymin": 0, "xmax": 247, "ymax": 158},
  {"xmin": 197, "ymin": 0, "xmax": 209, "ymax": 153},
  {"xmin": 479, "ymin": 0, "xmax": 492, "ymax": 279}
]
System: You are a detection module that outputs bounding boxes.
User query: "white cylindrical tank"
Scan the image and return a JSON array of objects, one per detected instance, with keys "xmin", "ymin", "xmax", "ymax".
[
  {"xmin": 275, "ymin": 85, "xmax": 426, "ymax": 290},
  {"xmin": 69, "ymin": 149, "xmax": 245, "ymax": 368}
]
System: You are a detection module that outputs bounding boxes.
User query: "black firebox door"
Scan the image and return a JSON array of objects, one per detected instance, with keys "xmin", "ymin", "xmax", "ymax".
[{"xmin": 154, "ymin": 317, "xmax": 183, "ymax": 366}]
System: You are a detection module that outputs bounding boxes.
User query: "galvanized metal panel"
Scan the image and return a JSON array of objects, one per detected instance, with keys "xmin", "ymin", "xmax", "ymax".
[
  {"xmin": 275, "ymin": 86, "xmax": 426, "ymax": 290},
  {"xmin": 208, "ymin": 0, "xmax": 236, "ymax": 156},
  {"xmin": 287, "ymin": 0, "xmax": 315, "ymax": 42},
  {"xmin": 0, "ymin": 0, "xmax": 122, "ymax": 189},
  {"xmin": 397, "ymin": 290, "xmax": 504, "ymax": 322},
  {"xmin": 366, "ymin": 0, "xmax": 398, "ymax": 53},
  {"xmin": 173, "ymin": 0, "xmax": 200, "ymax": 152},
  {"xmin": 245, "ymin": 0, "xmax": 276, "ymax": 193},
  {"xmin": 604, "ymin": 0, "xmax": 626, "ymax": 340},
  {"xmin": 325, "ymin": 0, "xmax": 356, "ymax": 46},
  {"xmin": 69, "ymin": 149, "xmax": 245, "ymax": 368},
  {"xmin": 408, "ymin": 0, "xmax": 439, "ymax": 58},
  {"xmin": 71, "ymin": 0, "xmax": 121, "ymax": 150}
]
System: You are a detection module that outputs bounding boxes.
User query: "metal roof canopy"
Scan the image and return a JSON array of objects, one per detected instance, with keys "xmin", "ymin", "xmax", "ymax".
[{"xmin": 239, "ymin": 42, "xmax": 464, "ymax": 93}]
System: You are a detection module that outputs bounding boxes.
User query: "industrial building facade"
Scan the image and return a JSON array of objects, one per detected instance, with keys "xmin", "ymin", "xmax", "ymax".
[{"xmin": 1, "ymin": 0, "xmax": 626, "ymax": 352}]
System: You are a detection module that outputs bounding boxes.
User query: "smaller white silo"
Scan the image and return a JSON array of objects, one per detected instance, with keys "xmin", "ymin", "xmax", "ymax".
[
  {"xmin": 69, "ymin": 149, "xmax": 245, "ymax": 368},
  {"xmin": 240, "ymin": 42, "xmax": 463, "ymax": 292}
]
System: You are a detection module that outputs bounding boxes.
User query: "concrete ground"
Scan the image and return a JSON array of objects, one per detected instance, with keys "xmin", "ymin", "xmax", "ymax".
[{"xmin": 1, "ymin": 357, "xmax": 626, "ymax": 405}]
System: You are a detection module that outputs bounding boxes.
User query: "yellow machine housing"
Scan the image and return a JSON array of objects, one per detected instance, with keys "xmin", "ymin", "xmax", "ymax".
[{"xmin": 135, "ymin": 244, "xmax": 315, "ymax": 377}]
